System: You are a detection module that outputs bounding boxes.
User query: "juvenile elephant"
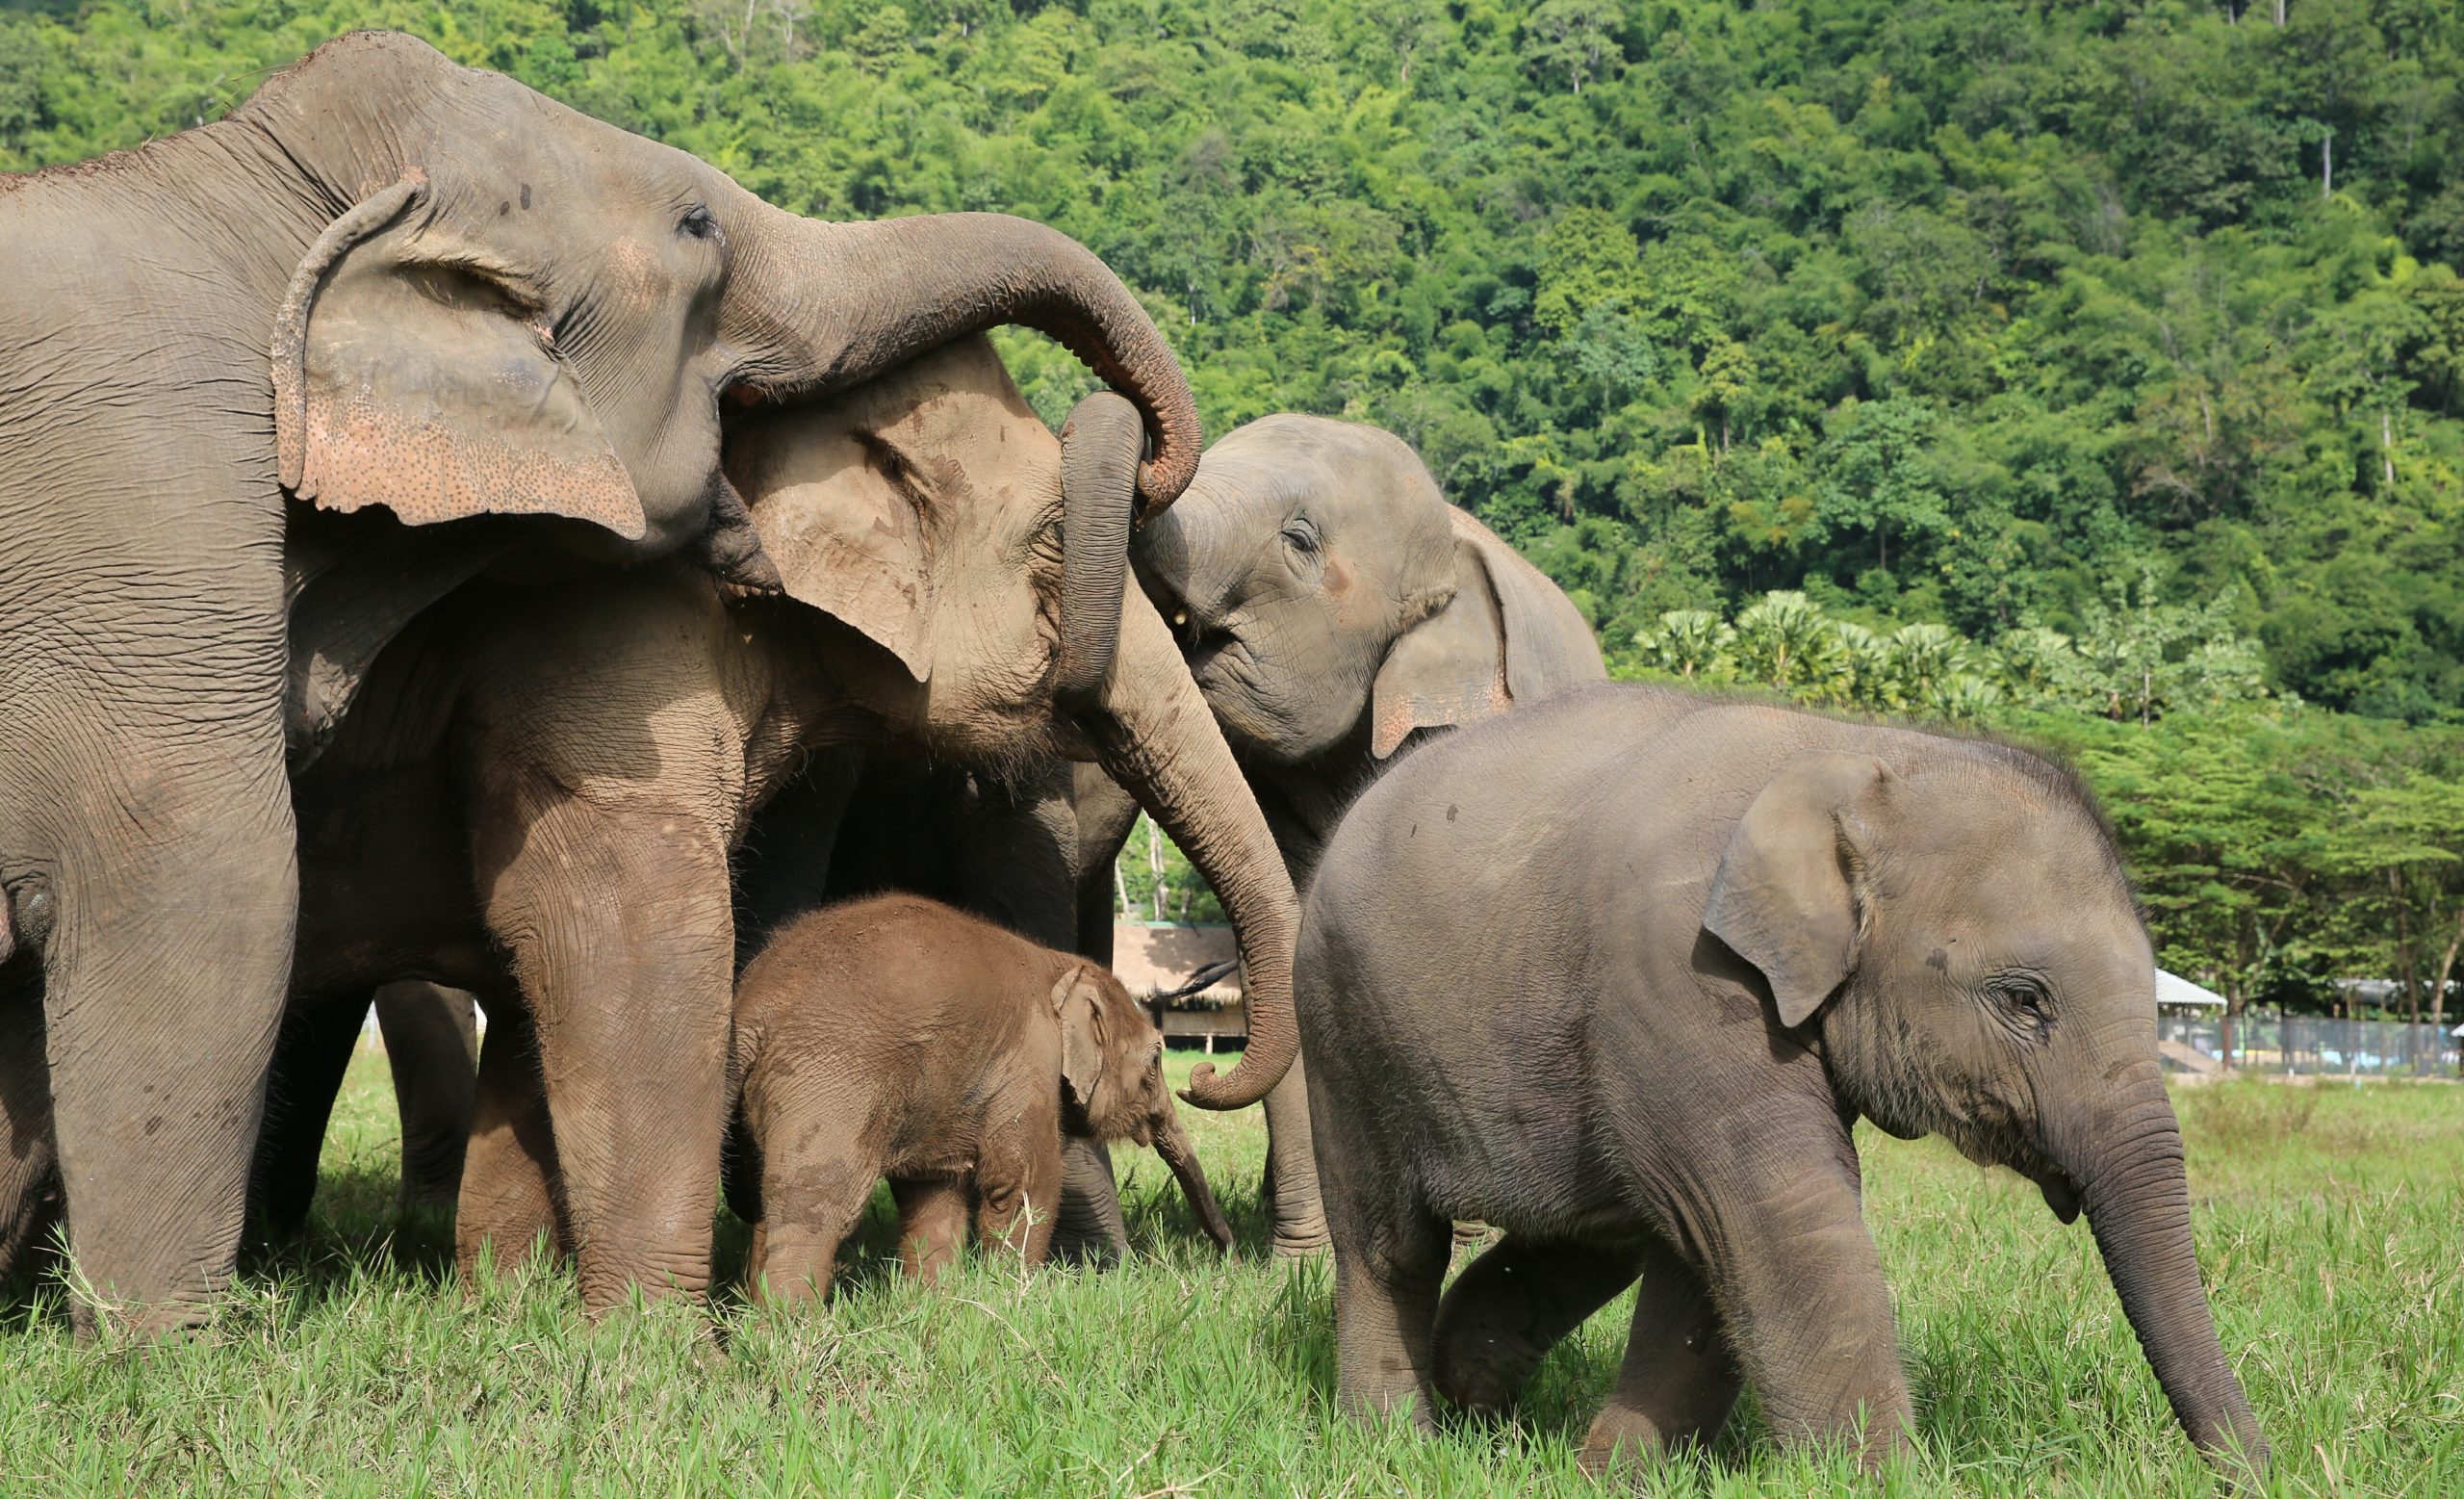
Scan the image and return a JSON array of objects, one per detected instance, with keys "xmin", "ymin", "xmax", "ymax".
[
  {"xmin": 1296, "ymin": 685, "xmax": 2268, "ymax": 1478},
  {"xmin": 0, "ymin": 31, "xmax": 1201, "ymax": 1327},
  {"xmin": 727, "ymin": 894, "xmax": 1232, "ymax": 1301},
  {"xmin": 1104, "ymin": 415, "xmax": 1605, "ymax": 1253},
  {"xmin": 243, "ymin": 335, "xmax": 1295, "ymax": 1314}
]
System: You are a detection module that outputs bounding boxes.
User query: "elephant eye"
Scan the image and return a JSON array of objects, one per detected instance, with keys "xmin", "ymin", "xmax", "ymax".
[
  {"xmin": 1988, "ymin": 973, "xmax": 2054, "ymax": 1037},
  {"xmin": 678, "ymin": 204, "xmax": 721, "ymax": 242},
  {"xmin": 1281, "ymin": 517, "xmax": 1320, "ymax": 555}
]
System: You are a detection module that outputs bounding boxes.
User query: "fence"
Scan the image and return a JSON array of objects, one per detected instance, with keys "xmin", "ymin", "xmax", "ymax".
[{"xmin": 2159, "ymin": 1011, "xmax": 2460, "ymax": 1078}]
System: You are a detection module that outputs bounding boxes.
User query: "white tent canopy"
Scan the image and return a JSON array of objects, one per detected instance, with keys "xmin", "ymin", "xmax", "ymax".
[{"xmin": 2154, "ymin": 969, "xmax": 2225, "ymax": 1009}]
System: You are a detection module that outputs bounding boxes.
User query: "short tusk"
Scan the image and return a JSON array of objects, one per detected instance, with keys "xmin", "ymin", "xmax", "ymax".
[{"xmin": 1172, "ymin": 609, "xmax": 1188, "ymax": 626}]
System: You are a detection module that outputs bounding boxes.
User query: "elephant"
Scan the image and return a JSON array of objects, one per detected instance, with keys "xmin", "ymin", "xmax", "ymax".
[
  {"xmin": 1293, "ymin": 685, "xmax": 2269, "ymax": 1479},
  {"xmin": 1099, "ymin": 414, "xmax": 1605, "ymax": 1253},
  {"xmin": 726, "ymin": 892, "xmax": 1233, "ymax": 1302},
  {"xmin": 0, "ymin": 30, "xmax": 1202, "ymax": 1328},
  {"xmin": 794, "ymin": 754, "xmax": 1145, "ymax": 1261},
  {"xmin": 218, "ymin": 334, "xmax": 1295, "ymax": 1316}
]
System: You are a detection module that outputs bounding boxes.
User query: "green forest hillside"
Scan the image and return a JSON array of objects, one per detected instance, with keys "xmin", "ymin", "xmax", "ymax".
[{"xmin": 7, "ymin": 0, "xmax": 2464, "ymax": 1030}]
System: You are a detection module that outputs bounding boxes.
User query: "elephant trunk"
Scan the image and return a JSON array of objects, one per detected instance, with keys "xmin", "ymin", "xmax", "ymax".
[
  {"xmin": 1080, "ymin": 592, "xmax": 1299, "ymax": 1112},
  {"xmin": 2063, "ymin": 1068, "xmax": 2268, "ymax": 1479},
  {"xmin": 1150, "ymin": 1105, "xmax": 1235, "ymax": 1253},
  {"xmin": 1054, "ymin": 392, "xmax": 1141, "ymax": 706},
  {"xmin": 724, "ymin": 207, "xmax": 1199, "ymax": 515}
]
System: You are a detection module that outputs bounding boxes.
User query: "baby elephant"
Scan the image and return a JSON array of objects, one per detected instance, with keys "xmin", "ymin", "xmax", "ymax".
[
  {"xmin": 727, "ymin": 894, "xmax": 1234, "ymax": 1301},
  {"xmin": 1298, "ymin": 685, "xmax": 2266, "ymax": 1479}
]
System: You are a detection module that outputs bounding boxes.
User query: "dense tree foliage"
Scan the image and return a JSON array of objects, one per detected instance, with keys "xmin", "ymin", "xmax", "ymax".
[{"xmin": 7, "ymin": 0, "xmax": 2462, "ymax": 1017}]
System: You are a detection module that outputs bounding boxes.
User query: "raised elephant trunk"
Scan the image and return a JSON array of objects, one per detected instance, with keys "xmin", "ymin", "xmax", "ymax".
[
  {"xmin": 1054, "ymin": 393, "xmax": 1142, "ymax": 705},
  {"xmin": 724, "ymin": 206, "xmax": 1200, "ymax": 516},
  {"xmin": 1081, "ymin": 592, "xmax": 1300, "ymax": 1112},
  {"xmin": 1150, "ymin": 1108, "xmax": 1235, "ymax": 1252},
  {"xmin": 2063, "ymin": 1068, "xmax": 2269, "ymax": 1479}
]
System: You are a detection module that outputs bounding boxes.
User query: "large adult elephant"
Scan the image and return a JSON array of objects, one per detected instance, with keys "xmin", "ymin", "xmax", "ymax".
[
  {"xmin": 0, "ymin": 31, "xmax": 1203, "ymax": 1329},
  {"xmin": 1075, "ymin": 415, "xmax": 1607, "ymax": 1253},
  {"xmin": 222, "ymin": 336, "xmax": 1294, "ymax": 1312}
]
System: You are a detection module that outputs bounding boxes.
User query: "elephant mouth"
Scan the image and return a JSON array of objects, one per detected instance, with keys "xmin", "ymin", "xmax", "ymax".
[
  {"xmin": 1138, "ymin": 572, "xmax": 1241, "ymax": 679},
  {"xmin": 2034, "ymin": 1166, "xmax": 2083, "ymax": 1225}
]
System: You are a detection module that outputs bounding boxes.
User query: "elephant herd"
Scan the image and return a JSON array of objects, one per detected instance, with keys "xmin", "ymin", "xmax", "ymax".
[{"xmin": 0, "ymin": 31, "xmax": 2264, "ymax": 1482}]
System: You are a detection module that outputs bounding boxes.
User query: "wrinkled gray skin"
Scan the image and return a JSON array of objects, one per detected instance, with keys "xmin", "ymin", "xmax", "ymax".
[
  {"xmin": 0, "ymin": 31, "xmax": 1202, "ymax": 1331},
  {"xmin": 251, "ymin": 755, "xmax": 1138, "ymax": 1268},
  {"xmin": 211, "ymin": 337, "xmax": 1293, "ymax": 1317},
  {"xmin": 1297, "ymin": 685, "xmax": 2269, "ymax": 1480},
  {"xmin": 1114, "ymin": 415, "xmax": 1604, "ymax": 1254}
]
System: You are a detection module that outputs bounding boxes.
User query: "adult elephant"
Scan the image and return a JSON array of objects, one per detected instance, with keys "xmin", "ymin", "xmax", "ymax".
[
  {"xmin": 0, "ymin": 31, "xmax": 1202, "ymax": 1329},
  {"xmin": 1078, "ymin": 415, "xmax": 1606, "ymax": 1253},
  {"xmin": 229, "ymin": 336, "xmax": 1293, "ymax": 1313}
]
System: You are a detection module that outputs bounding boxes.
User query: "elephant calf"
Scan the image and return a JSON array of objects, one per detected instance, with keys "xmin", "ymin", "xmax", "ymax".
[
  {"xmin": 726, "ymin": 894, "xmax": 1232, "ymax": 1301},
  {"xmin": 1296, "ymin": 685, "xmax": 2267, "ymax": 1479}
]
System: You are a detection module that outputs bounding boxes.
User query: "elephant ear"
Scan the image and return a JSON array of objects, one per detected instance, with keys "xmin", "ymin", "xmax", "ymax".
[
  {"xmin": 728, "ymin": 412, "xmax": 934, "ymax": 682},
  {"xmin": 1701, "ymin": 755, "xmax": 1891, "ymax": 1029},
  {"xmin": 271, "ymin": 171, "xmax": 647, "ymax": 540},
  {"xmin": 1368, "ymin": 509, "xmax": 1604, "ymax": 758},
  {"xmin": 1053, "ymin": 965, "xmax": 1108, "ymax": 1108}
]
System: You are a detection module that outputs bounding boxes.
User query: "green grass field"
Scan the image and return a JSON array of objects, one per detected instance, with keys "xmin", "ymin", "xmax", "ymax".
[{"xmin": 1, "ymin": 1055, "xmax": 2455, "ymax": 1496}]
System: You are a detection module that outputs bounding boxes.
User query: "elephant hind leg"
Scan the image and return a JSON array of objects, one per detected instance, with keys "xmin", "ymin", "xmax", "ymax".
[
  {"xmin": 1578, "ymin": 1234, "xmax": 1741, "ymax": 1476},
  {"xmin": 375, "ymin": 983, "xmax": 477, "ymax": 1219},
  {"xmin": 1328, "ymin": 1197, "xmax": 1451, "ymax": 1434},
  {"xmin": 749, "ymin": 1160, "xmax": 874, "ymax": 1307},
  {"xmin": 1431, "ymin": 1234, "xmax": 1644, "ymax": 1416},
  {"xmin": 249, "ymin": 990, "xmax": 372, "ymax": 1245}
]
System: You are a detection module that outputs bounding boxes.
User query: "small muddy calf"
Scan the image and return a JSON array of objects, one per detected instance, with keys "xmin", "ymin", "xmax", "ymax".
[{"xmin": 727, "ymin": 893, "xmax": 1232, "ymax": 1301}]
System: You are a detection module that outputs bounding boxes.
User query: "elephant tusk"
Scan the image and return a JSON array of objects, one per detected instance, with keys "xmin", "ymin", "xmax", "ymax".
[{"xmin": 1172, "ymin": 609, "xmax": 1188, "ymax": 627}]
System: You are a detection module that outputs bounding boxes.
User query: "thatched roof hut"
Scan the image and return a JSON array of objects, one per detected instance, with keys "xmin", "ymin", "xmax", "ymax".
[{"xmin": 1111, "ymin": 922, "xmax": 1244, "ymax": 1009}]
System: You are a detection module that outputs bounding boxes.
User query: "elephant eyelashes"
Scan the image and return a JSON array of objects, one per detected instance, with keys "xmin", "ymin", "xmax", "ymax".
[
  {"xmin": 1281, "ymin": 518, "xmax": 1321, "ymax": 556},
  {"xmin": 677, "ymin": 204, "xmax": 721, "ymax": 241}
]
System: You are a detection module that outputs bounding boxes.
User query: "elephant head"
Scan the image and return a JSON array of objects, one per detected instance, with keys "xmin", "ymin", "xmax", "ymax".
[
  {"xmin": 1130, "ymin": 414, "xmax": 1601, "ymax": 772},
  {"xmin": 1051, "ymin": 962, "xmax": 1234, "ymax": 1251},
  {"xmin": 241, "ymin": 33, "xmax": 1198, "ymax": 582},
  {"xmin": 724, "ymin": 335, "xmax": 1297, "ymax": 1110},
  {"xmin": 1701, "ymin": 747, "xmax": 2269, "ymax": 1476}
]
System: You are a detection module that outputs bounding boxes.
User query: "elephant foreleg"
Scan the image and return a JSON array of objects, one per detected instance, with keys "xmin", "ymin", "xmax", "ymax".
[
  {"xmin": 479, "ymin": 810, "xmax": 734, "ymax": 1316},
  {"xmin": 35, "ymin": 751, "xmax": 298, "ymax": 1333},
  {"xmin": 889, "ymin": 1177, "xmax": 970, "ymax": 1288},
  {"xmin": 0, "ymin": 977, "xmax": 59, "ymax": 1281},
  {"xmin": 1051, "ymin": 1134, "xmax": 1126, "ymax": 1267},
  {"xmin": 1705, "ymin": 1149, "xmax": 1912, "ymax": 1463},
  {"xmin": 974, "ymin": 1134, "xmax": 1063, "ymax": 1277}
]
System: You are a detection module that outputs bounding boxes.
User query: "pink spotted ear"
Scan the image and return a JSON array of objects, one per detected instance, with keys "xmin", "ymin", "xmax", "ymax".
[{"xmin": 270, "ymin": 170, "xmax": 646, "ymax": 539}]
